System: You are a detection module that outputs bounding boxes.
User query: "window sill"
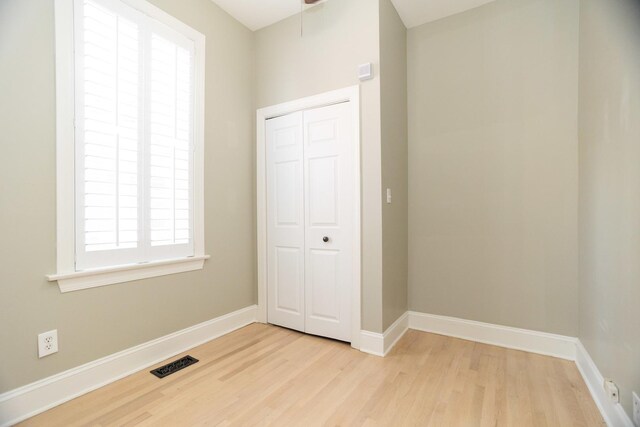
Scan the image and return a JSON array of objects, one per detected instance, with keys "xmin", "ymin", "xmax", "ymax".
[{"xmin": 47, "ymin": 255, "xmax": 210, "ymax": 293}]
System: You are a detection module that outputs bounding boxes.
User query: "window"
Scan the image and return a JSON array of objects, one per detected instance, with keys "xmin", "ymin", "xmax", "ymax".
[{"xmin": 49, "ymin": 0, "xmax": 207, "ymax": 292}]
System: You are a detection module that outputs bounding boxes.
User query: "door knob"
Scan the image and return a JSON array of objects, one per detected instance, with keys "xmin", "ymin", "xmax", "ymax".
[{"xmin": 323, "ymin": 236, "xmax": 329, "ymax": 243}]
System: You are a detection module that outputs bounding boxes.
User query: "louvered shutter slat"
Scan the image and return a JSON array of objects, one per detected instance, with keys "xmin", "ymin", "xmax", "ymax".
[
  {"xmin": 149, "ymin": 32, "xmax": 193, "ymax": 248},
  {"xmin": 80, "ymin": 0, "xmax": 140, "ymax": 256}
]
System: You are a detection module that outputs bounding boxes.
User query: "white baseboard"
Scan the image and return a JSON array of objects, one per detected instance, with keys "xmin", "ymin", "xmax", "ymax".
[
  {"xmin": 408, "ymin": 311, "xmax": 577, "ymax": 360},
  {"xmin": 360, "ymin": 312, "xmax": 409, "ymax": 357},
  {"xmin": 575, "ymin": 340, "xmax": 634, "ymax": 427},
  {"xmin": 0, "ymin": 305, "xmax": 258, "ymax": 427},
  {"xmin": 407, "ymin": 311, "xmax": 636, "ymax": 426},
  {"xmin": 2, "ymin": 306, "xmax": 631, "ymax": 427},
  {"xmin": 359, "ymin": 331, "xmax": 384, "ymax": 356}
]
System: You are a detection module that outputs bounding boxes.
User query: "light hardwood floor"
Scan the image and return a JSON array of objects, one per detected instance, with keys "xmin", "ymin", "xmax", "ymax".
[{"xmin": 20, "ymin": 324, "xmax": 604, "ymax": 426}]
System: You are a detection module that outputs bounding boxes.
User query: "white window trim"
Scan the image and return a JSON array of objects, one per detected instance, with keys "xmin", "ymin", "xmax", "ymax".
[
  {"xmin": 48, "ymin": 255, "xmax": 210, "ymax": 293},
  {"xmin": 49, "ymin": 0, "xmax": 207, "ymax": 293}
]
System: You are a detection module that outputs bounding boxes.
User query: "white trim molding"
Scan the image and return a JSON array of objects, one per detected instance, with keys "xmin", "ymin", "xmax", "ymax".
[
  {"xmin": 0, "ymin": 305, "xmax": 257, "ymax": 427},
  {"xmin": 256, "ymin": 86, "xmax": 362, "ymax": 349},
  {"xmin": 360, "ymin": 312, "xmax": 409, "ymax": 357},
  {"xmin": 408, "ymin": 311, "xmax": 577, "ymax": 360},
  {"xmin": 47, "ymin": 255, "xmax": 210, "ymax": 293},
  {"xmin": 54, "ymin": 0, "xmax": 76, "ymax": 275},
  {"xmin": 575, "ymin": 341, "xmax": 635, "ymax": 427},
  {"xmin": 359, "ymin": 331, "xmax": 384, "ymax": 357}
]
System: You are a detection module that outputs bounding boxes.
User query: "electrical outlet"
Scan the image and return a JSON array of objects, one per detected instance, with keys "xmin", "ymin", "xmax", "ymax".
[
  {"xmin": 604, "ymin": 379, "xmax": 619, "ymax": 403},
  {"xmin": 633, "ymin": 392, "xmax": 640, "ymax": 426},
  {"xmin": 38, "ymin": 330, "xmax": 58, "ymax": 358}
]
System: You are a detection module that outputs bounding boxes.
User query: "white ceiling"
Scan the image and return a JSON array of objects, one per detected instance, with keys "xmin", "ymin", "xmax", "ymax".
[
  {"xmin": 391, "ymin": 0, "xmax": 496, "ymax": 28},
  {"xmin": 210, "ymin": 0, "xmax": 305, "ymax": 32},
  {"xmin": 210, "ymin": 0, "xmax": 496, "ymax": 32}
]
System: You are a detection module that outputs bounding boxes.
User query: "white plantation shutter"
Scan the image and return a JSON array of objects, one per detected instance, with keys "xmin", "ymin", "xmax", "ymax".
[
  {"xmin": 74, "ymin": 0, "xmax": 196, "ymax": 270},
  {"xmin": 147, "ymin": 29, "xmax": 194, "ymax": 258}
]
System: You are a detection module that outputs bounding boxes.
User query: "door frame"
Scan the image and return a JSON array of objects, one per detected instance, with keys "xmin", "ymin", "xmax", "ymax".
[{"xmin": 256, "ymin": 85, "xmax": 362, "ymax": 350}]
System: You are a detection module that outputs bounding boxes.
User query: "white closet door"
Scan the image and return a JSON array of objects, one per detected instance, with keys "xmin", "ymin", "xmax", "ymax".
[
  {"xmin": 266, "ymin": 112, "xmax": 305, "ymax": 332},
  {"xmin": 265, "ymin": 102, "xmax": 353, "ymax": 342},
  {"xmin": 303, "ymin": 102, "xmax": 352, "ymax": 342}
]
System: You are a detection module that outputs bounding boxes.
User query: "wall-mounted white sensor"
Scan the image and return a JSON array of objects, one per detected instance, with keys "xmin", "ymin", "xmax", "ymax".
[{"xmin": 358, "ymin": 63, "xmax": 373, "ymax": 81}]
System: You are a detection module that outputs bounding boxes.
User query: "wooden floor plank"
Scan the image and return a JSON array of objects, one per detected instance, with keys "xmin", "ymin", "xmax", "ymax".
[{"xmin": 18, "ymin": 324, "xmax": 605, "ymax": 427}]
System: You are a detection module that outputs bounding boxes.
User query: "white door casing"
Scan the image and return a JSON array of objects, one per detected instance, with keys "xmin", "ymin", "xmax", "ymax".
[{"xmin": 257, "ymin": 85, "xmax": 361, "ymax": 349}]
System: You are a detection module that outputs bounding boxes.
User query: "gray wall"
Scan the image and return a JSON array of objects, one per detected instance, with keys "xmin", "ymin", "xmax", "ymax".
[
  {"xmin": 0, "ymin": 0, "xmax": 256, "ymax": 393},
  {"xmin": 407, "ymin": 0, "xmax": 580, "ymax": 336},
  {"xmin": 379, "ymin": 0, "xmax": 408, "ymax": 331},
  {"xmin": 255, "ymin": 0, "xmax": 385, "ymax": 332},
  {"xmin": 7, "ymin": 2, "xmax": 639, "ymax": 419},
  {"xmin": 578, "ymin": 0, "xmax": 640, "ymax": 418}
]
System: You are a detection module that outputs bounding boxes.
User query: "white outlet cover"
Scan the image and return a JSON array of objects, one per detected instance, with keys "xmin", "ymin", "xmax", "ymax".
[
  {"xmin": 38, "ymin": 329, "xmax": 59, "ymax": 358},
  {"xmin": 633, "ymin": 391, "xmax": 640, "ymax": 426},
  {"xmin": 604, "ymin": 379, "xmax": 620, "ymax": 403}
]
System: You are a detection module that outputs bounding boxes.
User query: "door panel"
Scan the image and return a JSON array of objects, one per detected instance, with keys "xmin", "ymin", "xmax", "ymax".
[
  {"xmin": 308, "ymin": 156, "xmax": 338, "ymax": 226},
  {"xmin": 304, "ymin": 102, "xmax": 352, "ymax": 342},
  {"xmin": 274, "ymin": 247, "xmax": 302, "ymax": 313},
  {"xmin": 275, "ymin": 161, "xmax": 299, "ymax": 225},
  {"xmin": 308, "ymin": 119, "xmax": 337, "ymax": 143},
  {"xmin": 308, "ymin": 249, "xmax": 340, "ymax": 321},
  {"xmin": 266, "ymin": 112, "xmax": 305, "ymax": 332}
]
